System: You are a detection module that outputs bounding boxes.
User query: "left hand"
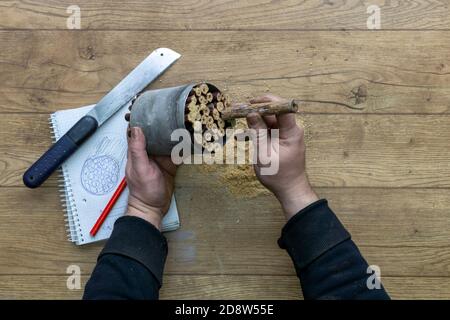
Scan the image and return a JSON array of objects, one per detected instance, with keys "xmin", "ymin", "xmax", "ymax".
[{"xmin": 125, "ymin": 127, "xmax": 177, "ymax": 230}]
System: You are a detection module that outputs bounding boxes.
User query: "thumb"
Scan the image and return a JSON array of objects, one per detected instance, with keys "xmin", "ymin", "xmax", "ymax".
[{"xmin": 127, "ymin": 127, "xmax": 150, "ymax": 172}]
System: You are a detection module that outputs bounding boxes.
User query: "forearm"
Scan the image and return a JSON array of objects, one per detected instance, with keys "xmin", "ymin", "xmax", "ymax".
[
  {"xmin": 83, "ymin": 216, "xmax": 168, "ymax": 300},
  {"xmin": 278, "ymin": 199, "xmax": 390, "ymax": 300}
]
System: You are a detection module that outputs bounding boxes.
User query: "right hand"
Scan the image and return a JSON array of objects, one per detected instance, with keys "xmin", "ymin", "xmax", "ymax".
[{"xmin": 246, "ymin": 95, "xmax": 319, "ymax": 220}]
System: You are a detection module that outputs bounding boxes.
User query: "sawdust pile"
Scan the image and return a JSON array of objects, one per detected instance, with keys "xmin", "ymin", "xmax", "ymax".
[{"xmin": 199, "ymin": 115, "xmax": 309, "ymax": 198}]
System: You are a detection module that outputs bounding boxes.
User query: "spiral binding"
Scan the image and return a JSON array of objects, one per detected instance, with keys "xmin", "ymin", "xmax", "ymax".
[{"xmin": 49, "ymin": 114, "xmax": 84, "ymax": 244}]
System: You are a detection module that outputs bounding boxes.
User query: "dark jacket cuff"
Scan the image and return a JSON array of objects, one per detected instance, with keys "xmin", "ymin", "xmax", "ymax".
[
  {"xmin": 99, "ymin": 216, "xmax": 168, "ymax": 287},
  {"xmin": 278, "ymin": 199, "xmax": 350, "ymax": 270}
]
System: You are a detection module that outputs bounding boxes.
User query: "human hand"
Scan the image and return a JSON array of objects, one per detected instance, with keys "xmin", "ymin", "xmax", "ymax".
[
  {"xmin": 246, "ymin": 95, "xmax": 318, "ymax": 220},
  {"xmin": 125, "ymin": 127, "xmax": 177, "ymax": 230}
]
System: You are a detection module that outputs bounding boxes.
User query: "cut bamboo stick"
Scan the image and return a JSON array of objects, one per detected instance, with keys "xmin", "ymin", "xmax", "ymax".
[
  {"xmin": 216, "ymin": 101, "xmax": 224, "ymax": 112},
  {"xmin": 212, "ymin": 91, "xmax": 222, "ymax": 102},
  {"xmin": 187, "ymin": 95, "xmax": 197, "ymax": 104},
  {"xmin": 217, "ymin": 118, "xmax": 225, "ymax": 129},
  {"xmin": 199, "ymin": 83, "xmax": 209, "ymax": 95},
  {"xmin": 206, "ymin": 143, "xmax": 215, "ymax": 152},
  {"xmin": 201, "ymin": 114, "xmax": 209, "ymax": 124},
  {"xmin": 206, "ymin": 92, "xmax": 213, "ymax": 102},
  {"xmin": 221, "ymin": 99, "xmax": 299, "ymax": 120},
  {"xmin": 187, "ymin": 102, "xmax": 198, "ymax": 113},
  {"xmin": 200, "ymin": 104, "xmax": 210, "ymax": 116},
  {"xmin": 199, "ymin": 95, "xmax": 207, "ymax": 105},
  {"xmin": 204, "ymin": 131, "xmax": 212, "ymax": 141},
  {"xmin": 193, "ymin": 87, "xmax": 202, "ymax": 97},
  {"xmin": 194, "ymin": 132, "xmax": 203, "ymax": 145},
  {"xmin": 212, "ymin": 108, "xmax": 220, "ymax": 120},
  {"xmin": 193, "ymin": 121, "xmax": 202, "ymax": 132},
  {"xmin": 186, "ymin": 112, "xmax": 197, "ymax": 123}
]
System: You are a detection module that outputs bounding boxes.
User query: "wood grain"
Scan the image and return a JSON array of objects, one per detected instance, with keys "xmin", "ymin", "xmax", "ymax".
[
  {"xmin": 0, "ymin": 0, "xmax": 448, "ymax": 30},
  {"xmin": 1, "ymin": 0, "xmax": 449, "ymax": 300},
  {"xmin": 1, "ymin": 275, "xmax": 449, "ymax": 299},
  {"xmin": 0, "ymin": 31, "xmax": 450, "ymax": 114},
  {"xmin": 1, "ymin": 186, "xmax": 449, "ymax": 277},
  {"xmin": 3, "ymin": 114, "xmax": 450, "ymax": 188}
]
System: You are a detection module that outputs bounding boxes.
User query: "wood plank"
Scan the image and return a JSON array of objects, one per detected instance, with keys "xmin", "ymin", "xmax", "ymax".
[
  {"xmin": 1, "ymin": 275, "xmax": 449, "ymax": 299},
  {"xmin": 0, "ymin": 186, "xmax": 449, "ymax": 276},
  {"xmin": 0, "ymin": 0, "xmax": 449, "ymax": 30},
  {"xmin": 3, "ymin": 114, "xmax": 450, "ymax": 188},
  {"xmin": 1, "ymin": 30, "xmax": 450, "ymax": 114}
]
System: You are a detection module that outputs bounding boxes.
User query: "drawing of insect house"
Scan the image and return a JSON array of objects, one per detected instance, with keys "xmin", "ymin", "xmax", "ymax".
[{"xmin": 81, "ymin": 136, "xmax": 126, "ymax": 196}]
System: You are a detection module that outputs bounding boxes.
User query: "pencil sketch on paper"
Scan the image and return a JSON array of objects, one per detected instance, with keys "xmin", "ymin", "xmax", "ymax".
[{"xmin": 81, "ymin": 135, "xmax": 126, "ymax": 195}]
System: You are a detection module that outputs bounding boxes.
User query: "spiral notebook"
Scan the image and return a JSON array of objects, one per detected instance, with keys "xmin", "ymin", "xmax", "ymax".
[{"xmin": 50, "ymin": 103, "xmax": 180, "ymax": 245}]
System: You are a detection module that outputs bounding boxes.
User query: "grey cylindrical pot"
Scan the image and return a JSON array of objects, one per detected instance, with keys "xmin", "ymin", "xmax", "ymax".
[{"xmin": 129, "ymin": 84, "xmax": 193, "ymax": 155}]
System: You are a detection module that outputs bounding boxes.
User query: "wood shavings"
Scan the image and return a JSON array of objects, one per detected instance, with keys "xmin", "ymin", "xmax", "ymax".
[{"xmin": 198, "ymin": 115, "xmax": 310, "ymax": 198}]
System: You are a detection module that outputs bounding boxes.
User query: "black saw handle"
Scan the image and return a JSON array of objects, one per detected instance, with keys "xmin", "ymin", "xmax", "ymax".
[{"xmin": 23, "ymin": 115, "xmax": 98, "ymax": 188}]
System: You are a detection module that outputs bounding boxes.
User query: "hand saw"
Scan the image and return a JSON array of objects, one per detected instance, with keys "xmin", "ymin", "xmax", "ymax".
[{"xmin": 23, "ymin": 48, "xmax": 181, "ymax": 188}]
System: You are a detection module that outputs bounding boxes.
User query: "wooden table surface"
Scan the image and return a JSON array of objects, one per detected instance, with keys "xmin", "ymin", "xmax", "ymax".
[{"xmin": 1, "ymin": 0, "xmax": 450, "ymax": 299}]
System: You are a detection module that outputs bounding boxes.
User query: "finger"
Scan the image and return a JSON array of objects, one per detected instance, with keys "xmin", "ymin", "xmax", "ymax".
[
  {"xmin": 263, "ymin": 115, "xmax": 278, "ymax": 129},
  {"xmin": 246, "ymin": 113, "xmax": 271, "ymax": 166},
  {"xmin": 276, "ymin": 113, "xmax": 299, "ymax": 138},
  {"xmin": 246, "ymin": 113, "xmax": 268, "ymax": 130},
  {"xmin": 127, "ymin": 127, "xmax": 151, "ymax": 173}
]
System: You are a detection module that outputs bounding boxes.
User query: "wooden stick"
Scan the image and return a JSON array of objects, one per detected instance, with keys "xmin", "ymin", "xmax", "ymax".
[
  {"xmin": 206, "ymin": 92, "xmax": 213, "ymax": 102},
  {"xmin": 217, "ymin": 118, "xmax": 225, "ymax": 129},
  {"xmin": 212, "ymin": 92, "xmax": 222, "ymax": 102},
  {"xmin": 193, "ymin": 87, "xmax": 202, "ymax": 97},
  {"xmin": 204, "ymin": 131, "xmax": 212, "ymax": 141},
  {"xmin": 187, "ymin": 102, "xmax": 198, "ymax": 113},
  {"xmin": 193, "ymin": 121, "xmax": 202, "ymax": 132},
  {"xmin": 201, "ymin": 114, "xmax": 209, "ymax": 124},
  {"xmin": 216, "ymin": 101, "xmax": 224, "ymax": 112},
  {"xmin": 186, "ymin": 112, "xmax": 197, "ymax": 123},
  {"xmin": 224, "ymin": 100, "xmax": 231, "ymax": 108},
  {"xmin": 186, "ymin": 95, "xmax": 197, "ymax": 104},
  {"xmin": 199, "ymin": 83, "xmax": 209, "ymax": 95},
  {"xmin": 221, "ymin": 99, "xmax": 299, "ymax": 120},
  {"xmin": 212, "ymin": 108, "xmax": 220, "ymax": 120},
  {"xmin": 199, "ymin": 95, "xmax": 207, "ymax": 105},
  {"xmin": 200, "ymin": 104, "xmax": 210, "ymax": 115}
]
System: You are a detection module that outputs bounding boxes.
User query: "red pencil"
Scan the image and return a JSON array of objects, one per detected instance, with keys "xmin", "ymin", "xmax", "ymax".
[{"xmin": 90, "ymin": 177, "xmax": 127, "ymax": 237}]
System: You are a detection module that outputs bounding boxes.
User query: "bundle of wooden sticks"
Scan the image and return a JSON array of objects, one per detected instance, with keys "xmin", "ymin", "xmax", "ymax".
[{"xmin": 185, "ymin": 83, "xmax": 232, "ymax": 152}]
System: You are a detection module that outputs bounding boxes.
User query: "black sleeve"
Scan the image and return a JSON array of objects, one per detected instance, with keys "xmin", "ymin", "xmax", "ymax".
[
  {"xmin": 278, "ymin": 199, "xmax": 390, "ymax": 300},
  {"xmin": 83, "ymin": 216, "xmax": 168, "ymax": 300}
]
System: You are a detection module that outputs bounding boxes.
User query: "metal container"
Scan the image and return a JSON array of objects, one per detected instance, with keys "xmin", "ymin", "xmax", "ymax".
[{"xmin": 130, "ymin": 83, "xmax": 220, "ymax": 155}]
